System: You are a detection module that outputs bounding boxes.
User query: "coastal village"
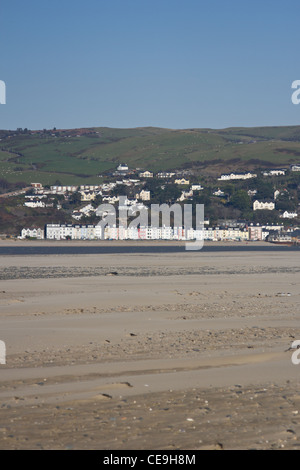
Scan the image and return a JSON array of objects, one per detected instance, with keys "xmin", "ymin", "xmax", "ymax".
[{"xmin": 5, "ymin": 162, "xmax": 299, "ymax": 244}]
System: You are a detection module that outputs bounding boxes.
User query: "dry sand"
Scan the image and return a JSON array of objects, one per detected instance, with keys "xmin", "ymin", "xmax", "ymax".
[{"xmin": 0, "ymin": 244, "xmax": 300, "ymax": 450}]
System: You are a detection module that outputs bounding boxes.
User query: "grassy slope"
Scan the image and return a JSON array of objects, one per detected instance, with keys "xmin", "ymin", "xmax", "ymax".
[{"xmin": 0, "ymin": 126, "xmax": 300, "ymax": 185}]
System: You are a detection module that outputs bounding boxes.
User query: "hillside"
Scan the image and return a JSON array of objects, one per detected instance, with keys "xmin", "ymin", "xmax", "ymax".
[{"xmin": 1, "ymin": 125, "xmax": 300, "ymax": 185}]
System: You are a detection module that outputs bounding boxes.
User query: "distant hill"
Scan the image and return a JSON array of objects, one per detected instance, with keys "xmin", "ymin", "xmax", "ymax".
[{"xmin": 1, "ymin": 125, "xmax": 300, "ymax": 185}]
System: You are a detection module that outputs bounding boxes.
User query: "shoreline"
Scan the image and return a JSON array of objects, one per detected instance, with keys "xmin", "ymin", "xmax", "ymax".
[{"xmin": 0, "ymin": 239, "xmax": 272, "ymax": 248}]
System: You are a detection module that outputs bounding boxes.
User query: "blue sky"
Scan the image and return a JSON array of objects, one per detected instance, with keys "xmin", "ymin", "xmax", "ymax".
[{"xmin": 1, "ymin": 0, "xmax": 300, "ymax": 130}]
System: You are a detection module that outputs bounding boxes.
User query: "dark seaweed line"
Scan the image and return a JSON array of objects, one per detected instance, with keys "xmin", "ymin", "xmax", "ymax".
[{"xmin": 1, "ymin": 266, "xmax": 299, "ymax": 280}]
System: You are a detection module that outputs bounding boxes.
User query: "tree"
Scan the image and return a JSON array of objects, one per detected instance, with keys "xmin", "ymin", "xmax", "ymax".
[
  {"xmin": 221, "ymin": 183, "xmax": 235, "ymax": 197},
  {"xmin": 252, "ymin": 210, "xmax": 280, "ymax": 225},
  {"xmin": 230, "ymin": 190, "xmax": 251, "ymax": 212},
  {"xmin": 275, "ymin": 193, "xmax": 297, "ymax": 212},
  {"xmin": 193, "ymin": 190, "xmax": 211, "ymax": 207},
  {"xmin": 111, "ymin": 184, "xmax": 131, "ymax": 198},
  {"xmin": 68, "ymin": 191, "xmax": 81, "ymax": 205},
  {"xmin": 92, "ymin": 194, "xmax": 103, "ymax": 208},
  {"xmin": 255, "ymin": 178, "xmax": 274, "ymax": 200},
  {"xmin": 162, "ymin": 184, "xmax": 182, "ymax": 203},
  {"xmin": 25, "ymin": 187, "xmax": 35, "ymax": 196}
]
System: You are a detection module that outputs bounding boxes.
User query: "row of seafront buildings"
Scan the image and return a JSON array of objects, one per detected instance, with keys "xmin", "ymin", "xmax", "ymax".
[{"xmin": 21, "ymin": 223, "xmax": 283, "ymax": 242}]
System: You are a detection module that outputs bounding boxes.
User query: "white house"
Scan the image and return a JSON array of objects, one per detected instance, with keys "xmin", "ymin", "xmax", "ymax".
[
  {"xmin": 136, "ymin": 190, "xmax": 151, "ymax": 201},
  {"xmin": 191, "ymin": 184, "xmax": 204, "ymax": 191},
  {"xmin": 20, "ymin": 227, "xmax": 44, "ymax": 239},
  {"xmin": 139, "ymin": 171, "xmax": 153, "ymax": 178},
  {"xmin": 50, "ymin": 185, "xmax": 78, "ymax": 193},
  {"xmin": 80, "ymin": 185, "xmax": 101, "ymax": 191},
  {"xmin": 218, "ymin": 172, "xmax": 257, "ymax": 181},
  {"xmin": 80, "ymin": 204, "xmax": 96, "ymax": 215},
  {"xmin": 263, "ymin": 169, "xmax": 286, "ymax": 176},
  {"xmin": 262, "ymin": 223, "xmax": 284, "ymax": 231},
  {"xmin": 24, "ymin": 200, "xmax": 46, "ymax": 208},
  {"xmin": 213, "ymin": 189, "xmax": 225, "ymax": 197},
  {"xmin": 280, "ymin": 211, "xmax": 298, "ymax": 219},
  {"xmin": 253, "ymin": 200, "xmax": 275, "ymax": 211},
  {"xmin": 291, "ymin": 165, "xmax": 300, "ymax": 172},
  {"xmin": 274, "ymin": 190, "xmax": 280, "ymax": 200},
  {"xmin": 102, "ymin": 195, "xmax": 119, "ymax": 204},
  {"xmin": 72, "ymin": 211, "xmax": 83, "ymax": 221},
  {"xmin": 45, "ymin": 224, "xmax": 62, "ymax": 240},
  {"xmin": 80, "ymin": 191, "xmax": 99, "ymax": 202},
  {"xmin": 177, "ymin": 190, "xmax": 193, "ymax": 201},
  {"xmin": 117, "ymin": 163, "xmax": 129, "ymax": 172},
  {"xmin": 157, "ymin": 172, "xmax": 175, "ymax": 179},
  {"xmin": 175, "ymin": 178, "xmax": 190, "ymax": 185}
]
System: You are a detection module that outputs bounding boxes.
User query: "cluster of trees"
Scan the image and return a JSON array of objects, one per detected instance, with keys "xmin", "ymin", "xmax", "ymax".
[
  {"xmin": 144, "ymin": 179, "xmax": 182, "ymax": 204},
  {"xmin": 198, "ymin": 173, "xmax": 300, "ymax": 224},
  {"xmin": 110, "ymin": 179, "xmax": 182, "ymax": 204},
  {"xmin": 0, "ymin": 178, "xmax": 27, "ymax": 194},
  {"xmin": 76, "ymin": 173, "xmax": 300, "ymax": 226}
]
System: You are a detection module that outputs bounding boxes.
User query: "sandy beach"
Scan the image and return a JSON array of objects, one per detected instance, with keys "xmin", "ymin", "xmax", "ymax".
[{"xmin": 0, "ymin": 243, "xmax": 300, "ymax": 450}]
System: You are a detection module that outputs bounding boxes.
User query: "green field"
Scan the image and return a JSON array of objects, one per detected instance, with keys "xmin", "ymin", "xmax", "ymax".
[{"xmin": 1, "ymin": 125, "xmax": 300, "ymax": 185}]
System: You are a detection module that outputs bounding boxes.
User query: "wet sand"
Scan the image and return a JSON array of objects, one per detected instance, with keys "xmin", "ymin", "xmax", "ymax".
[{"xmin": 0, "ymin": 246, "xmax": 300, "ymax": 449}]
